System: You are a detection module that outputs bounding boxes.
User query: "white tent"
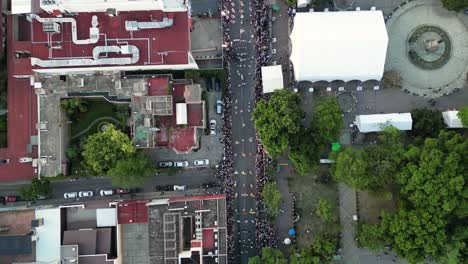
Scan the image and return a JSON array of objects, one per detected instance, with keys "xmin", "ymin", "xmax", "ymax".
[
  {"xmin": 261, "ymin": 65, "xmax": 284, "ymax": 93},
  {"xmin": 442, "ymin": 111, "xmax": 464, "ymax": 128},
  {"xmin": 355, "ymin": 113, "xmax": 412, "ymax": 133},
  {"xmin": 297, "ymin": 0, "xmax": 311, "ymax": 8},
  {"xmin": 176, "ymin": 103, "xmax": 188, "ymax": 125},
  {"xmin": 11, "ymin": 0, "xmax": 33, "ymax": 14},
  {"xmin": 290, "ymin": 11, "xmax": 388, "ymax": 82}
]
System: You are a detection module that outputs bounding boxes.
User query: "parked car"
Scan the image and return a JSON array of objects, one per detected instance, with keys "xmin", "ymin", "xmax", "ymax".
[
  {"xmin": 206, "ymin": 78, "xmax": 213, "ymax": 92},
  {"xmin": 216, "ymin": 100, "xmax": 222, "ymax": 114},
  {"xmin": 64, "ymin": 192, "xmax": 78, "ymax": 199},
  {"xmin": 116, "ymin": 188, "xmax": 131, "ymax": 194},
  {"xmin": 194, "ymin": 159, "xmax": 209, "ymax": 166},
  {"xmin": 0, "ymin": 196, "xmax": 4, "ymax": 204},
  {"xmin": 5, "ymin": 196, "xmax": 18, "ymax": 202},
  {"xmin": 0, "ymin": 159, "xmax": 10, "ymax": 164},
  {"xmin": 215, "ymin": 78, "xmax": 221, "ymax": 92},
  {"xmin": 173, "ymin": 185, "xmax": 186, "ymax": 191},
  {"xmin": 158, "ymin": 161, "xmax": 173, "ymax": 168},
  {"xmin": 19, "ymin": 157, "xmax": 33, "ymax": 163},
  {"xmin": 99, "ymin": 189, "xmax": 114, "ymax": 196},
  {"xmin": 210, "ymin": 120, "xmax": 216, "ymax": 135},
  {"xmin": 174, "ymin": 161, "xmax": 189, "ymax": 167},
  {"xmin": 78, "ymin": 191, "xmax": 94, "ymax": 198}
]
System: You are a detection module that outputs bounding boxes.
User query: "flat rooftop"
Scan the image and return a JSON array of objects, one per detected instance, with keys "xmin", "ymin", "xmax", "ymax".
[
  {"xmin": 0, "ymin": 210, "xmax": 36, "ymax": 263},
  {"xmin": 14, "ymin": 10, "xmax": 195, "ymax": 72}
]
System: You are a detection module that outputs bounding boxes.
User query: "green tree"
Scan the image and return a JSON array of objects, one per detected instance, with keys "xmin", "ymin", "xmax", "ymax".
[
  {"xmin": 82, "ymin": 124, "xmax": 135, "ymax": 174},
  {"xmin": 260, "ymin": 247, "xmax": 287, "ymax": 264},
  {"xmin": 316, "ymin": 198, "xmax": 335, "ymax": 223},
  {"xmin": 357, "ymin": 224, "xmax": 386, "ymax": 253},
  {"xmin": 289, "ymin": 130, "xmax": 322, "ymax": 176},
  {"xmin": 61, "ymin": 98, "xmax": 88, "ymax": 118},
  {"xmin": 247, "ymin": 256, "xmax": 262, "ymax": 264},
  {"xmin": 312, "ymin": 233, "xmax": 339, "ymax": 262},
  {"xmin": 331, "ymin": 147, "xmax": 370, "ymax": 189},
  {"xmin": 253, "ymin": 89, "xmax": 305, "ymax": 157},
  {"xmin": 261, "ymin": 181, "xmax": 282, "ymax": 219},
  {"xmin": 458, "ymin": 106, "xmax": 468, "ymax": 127},
  {"xmin": 310, "ymin": 98, "xmax": 343, "ymax": 147},
  {"xmin": 410, "ymin": 108, "xmax": 446, "ymax": 138},
  {"xmin": 441, "ymin": 0, "xmax": 468, "ymax": 12},
  {"xmin": 115, "ymin": 104, "xmax": 129, "ymax": 124},
  {"xmin": 18, "ymin": 179, "xmax": 52, "ymax": 200},
  {"xmin": 66, "ymin": 144, "xmax": 80, "ymax": 160},
  {"xmin": 108, "ymin": 152, "xmax": 154, "ymax": 188}
]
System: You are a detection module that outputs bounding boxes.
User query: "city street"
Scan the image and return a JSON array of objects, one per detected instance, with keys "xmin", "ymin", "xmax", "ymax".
[
  {"xmin": 228, "ymin": 0, "xmax": 259, "ymax": 262},
  {"xmin": 0, "ymin": 169, "xmax": 217, "ymax": 204}
]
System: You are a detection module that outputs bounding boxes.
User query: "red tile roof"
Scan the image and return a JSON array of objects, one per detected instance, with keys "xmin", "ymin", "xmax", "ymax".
[
  {"xmin": 117, "ymin": 201, "xmax": 148, "ymax": 224},
  {"xmin": 27, "ymin": 10, "xmax": 190, "ymax": 71}
]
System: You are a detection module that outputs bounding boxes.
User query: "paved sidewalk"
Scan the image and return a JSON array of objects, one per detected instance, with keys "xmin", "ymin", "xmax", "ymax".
[
  {"xmin": 274, "ymin": 157, "xmax": 294, "ymax": 256},
  {"xmin": 338, "ymin": 183, "xmax": 359, "ymax": 264}
]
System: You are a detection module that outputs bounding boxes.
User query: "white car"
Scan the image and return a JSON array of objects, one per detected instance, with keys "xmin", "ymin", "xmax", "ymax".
[
  {"xmin": 174, "ymin": 161, "xmax": 189, "ymax": 167},
  {"xmin": 78, "ymin": 191, "xmax": 94, "ymax": 198},
  {"xmin": 173, "ymin": 185, "xmax": 186, "ymax": 191},
  {"xmin": 19, "ymin": 157, "xmax": 33, "ymax": 163},
  {"xmin": 64, "ymin": 192, "xmax": 78, "ymax": 199},
  {"xmin": 194, "ymin": 159, "xmax": 209, "ymax": 166},
  {"xmin": 99, "ymin": 189, "xmax": 114, "ymax": 196},
  {"xmin": 210, "ymin": 120, "xmax": 216, "ymax": 135}
]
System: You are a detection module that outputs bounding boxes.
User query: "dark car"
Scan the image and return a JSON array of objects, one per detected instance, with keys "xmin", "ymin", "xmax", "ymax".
[
  {"xmin": 5, "ymin": 196, "xmax": 19, "ymax": 202},
  {"xmin": 214, "ymin": 78, "xmax": 221, "ymax": 92},
  {"xmin": 0, "ymin": 197, "xmax": 5, "ymax": 204},
  {"xmin": 205, "ymin": 78, "xmax": 213, "ymax": 92},
  {"xmin": 116, "ymin": 188, "xmax": 131, "ymax": 194},
  {"xmin": 0, "ymin": 159, "xmax": 9, "ymax": 164}
]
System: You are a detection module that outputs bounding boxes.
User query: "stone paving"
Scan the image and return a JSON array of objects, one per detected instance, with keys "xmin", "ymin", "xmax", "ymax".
[
  {"xmin": 385, "ymin": 0, "xmax": 468, "ymax": 97},
  {"xmin": 122, "ymin": 223, "xmax": 150, "ymax": 264}
]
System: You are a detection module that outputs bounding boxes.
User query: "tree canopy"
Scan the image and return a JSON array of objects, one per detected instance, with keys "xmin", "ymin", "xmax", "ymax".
[
  {"xmin": 291, "ymin": 233, "xmax": 338, "ymax": 264},
  {"xmin": 458, "ymin": 106, "xmax": 468, "ymax": 127},
  {"xmin": 441, "ymin": 0, "xmax": 468, "ymax": 12},
  {"xmin": 331, "ymin": 128, "xmax": 405, "ymax": 191},
  {"xmin": 82, "ymin": 124, "xmax": 135, "ymax": 174},
  {"xmin": 253, "ymin": 89, "xmax": 305, "ymax": 157},
  {"xmin": 261, "ymin": 181, "xmax": 282, "ymax": 219},
  {"xmin": 108, "ymin": 152, "xmax": 155, "ymax": 188},
  {"xmin": 18, "ymin": 179, "xmax": 52, "ymax": 201},
  {"xmin": 289, "ymin": 129, "xmax": 322, "ymax": 176},
  {"xmin": 315, "ymin": 198, "xmax": 335, "ymax": 223},
  {"xmin": 410, "ymin": 108, "xmax": 446, "ymax": 138},
  {"xmin": 310, "ymin": 98, "xmax": 343, "ymax": 146},
  {"xmin": 357, "ymin": 223, "xmax": 386, "ymax": 253},
  {"xmin": 249, "ymin": 247, "xmax": 287, "ymax": 264}
]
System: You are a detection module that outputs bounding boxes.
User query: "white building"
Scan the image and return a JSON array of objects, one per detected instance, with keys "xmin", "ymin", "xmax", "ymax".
[
  {"xmin": 442, "ymin": 110, "xmax": 464, "ymax": 128},
  {"xmin": 355, "ymin": 113, "xmax": 412, "ymax": 133},
  {"xmin": 261, "ymin": 65, "xmax": 284, "ymax": 93},
  {"xmin": 290, "ymin": 10, "xmax": 388, "ymax": 82}
]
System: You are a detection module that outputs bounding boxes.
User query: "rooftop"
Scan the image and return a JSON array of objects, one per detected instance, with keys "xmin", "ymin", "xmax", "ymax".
[
  {"xmin": 0, "ymin": 210, "xmax": 35, "ymax": 263},
  {"xmin": 12, "ymin": 9, "xmax": 197, "ymax": 73}
]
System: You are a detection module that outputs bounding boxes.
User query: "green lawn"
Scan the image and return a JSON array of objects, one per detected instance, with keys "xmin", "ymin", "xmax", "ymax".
[{"xmin": 288, "ymin": 165, "xmax": 341, "ymax": 248}]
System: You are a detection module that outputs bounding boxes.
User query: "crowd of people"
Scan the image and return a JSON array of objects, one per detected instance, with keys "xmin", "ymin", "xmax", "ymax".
[{"xmin": 218, "ymin": 0, "xmax": 279, "ymax": 260}]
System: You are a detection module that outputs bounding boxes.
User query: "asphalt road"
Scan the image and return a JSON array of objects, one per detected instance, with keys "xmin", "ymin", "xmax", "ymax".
[
  {"xmin": 228, "ymin": 1, "xmax": 258, "ymax": 262},
  {"xmin": 0, "ymin": 169, "xmax": 216, "ymax": 201}
]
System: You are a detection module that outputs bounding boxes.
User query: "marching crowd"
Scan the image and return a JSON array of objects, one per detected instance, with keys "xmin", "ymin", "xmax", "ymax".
[{"xmin": 217, "ymin": 0, "xmax": 279, "ymax": 261}]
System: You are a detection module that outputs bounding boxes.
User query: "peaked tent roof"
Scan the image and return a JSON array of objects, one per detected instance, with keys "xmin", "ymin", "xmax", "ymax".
[
  {"xmin": 290, "ymin": 10, "xmax": 388, "ymax": 82},
  {"xmin": 442, "ymin": 111, "xmax": 464, "ymax": 128},
  {"xmin": 355, "ymin": 113, "xmax": 412, "ymax": 133},
  {"xmin": 261, "ymin": 65, "xmax": 284, "ymax": 93}
]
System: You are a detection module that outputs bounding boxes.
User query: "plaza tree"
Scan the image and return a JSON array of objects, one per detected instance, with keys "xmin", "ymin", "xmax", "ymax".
[
  {"xmin": 82, "ymin": 124, "xmax": 135, "ymax": 174},
  {"xmin": 458, "ymin": 105, "xmax": 468, "ymax": 127},
  {"xmin": 310, "ymin": 98, "xmax": 343, "ymax": 147},
  {"xmin": 441, "ymin": 0, "xmax": 468, "ymax": 12},
  {"xmin": 261, "ymin": 181, "xmax": 282, "ymax": 219},
  {"xmin": 60, "ymin": 98, "xmax": 88, "ymax": 119},
  {"xmin": 290, "ymin": 233, "xmax": 338, "ymax": 264},
  {"xmin": 108, "ymin": 152, "xmax": 154, "ymax": 188},
  {"xmin": 253, "ymin": 89, "xmax": 305, "ymax": 157},
  {"xmin": 410, "ymin": 108, "xmax": 446, "ymax": 138},
  {"xmin": 249, "ymin": 247, "xmax": 287, "ymax": 264},
  {"xmin": 315, "ymin": 198, "xmax": 335, "ymax": 223},
  {"xmin": 357, "ymin": 223, "xmax": 387, "ymax": 253},
  {"xmin": 289, "ymin": 130, "xmax": 322, "ymax": 176}
]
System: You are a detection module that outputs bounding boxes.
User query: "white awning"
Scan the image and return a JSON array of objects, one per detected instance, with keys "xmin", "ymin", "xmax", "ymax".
[
  {"xmin": 442, "ymin": 111, "xmax": 464, "ymax": 128},
  {"xmin": 290, "ymin": 11, "xmax": 388, "ymax": 82},
  {"xmin": 35, "ymin": 208, "xmax": 61, "ymax": 263},
  {"xmin": 176, "ymin": 103, "xmax": 188, "ymax": 125},
  {"xmin": 261, "ymin": 65, "xmax": 283, "ymax": 93},
  {"xmin": 96, "ymin": 208, "xmax": 117, "ymax": 227},
  {"xmin": 11, "ymin": 0, "xmax": 32, "ymax": 14},
  {"xmin": 355, "ymin": 113, "xmax": 412, "ymax": 133},
  {"xmin": 297, "ymin": 0, "xmax": 311, "ymax": 8}
]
